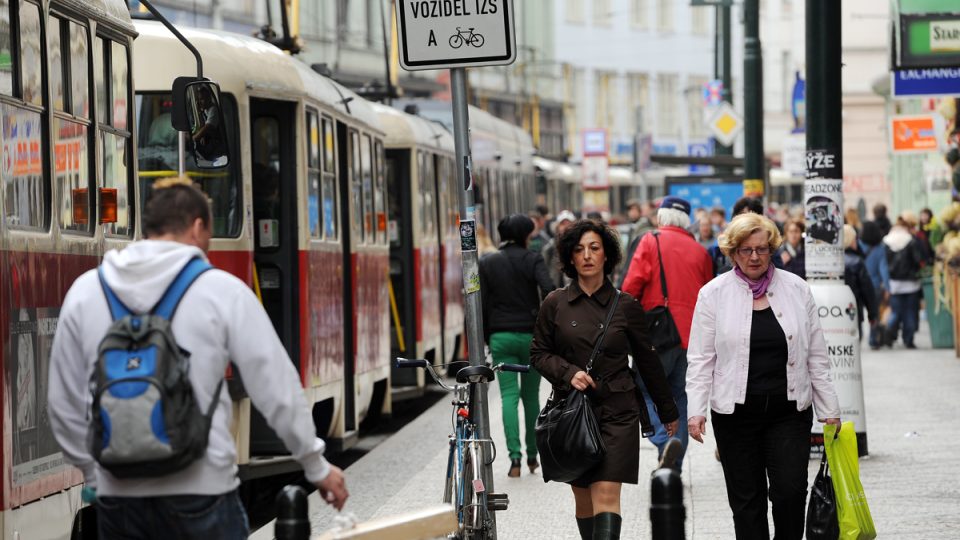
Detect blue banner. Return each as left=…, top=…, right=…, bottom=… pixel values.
left=892, top=68, right=960, bottom=97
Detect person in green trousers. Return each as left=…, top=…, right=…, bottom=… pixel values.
left=479, top=214, right=556, bottom=477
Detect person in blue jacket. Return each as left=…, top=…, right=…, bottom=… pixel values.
left=859, top=220, right=890, bottom=349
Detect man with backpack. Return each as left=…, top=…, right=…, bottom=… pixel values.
left=49, top=178, right=347, bottom=539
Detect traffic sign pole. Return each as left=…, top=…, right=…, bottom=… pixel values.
left=743, top=0, right=765, bottom=198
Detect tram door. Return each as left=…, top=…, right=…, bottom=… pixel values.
left=249, top=98, right=301, bottom=455
left=386, top=149, right=416, bottom=388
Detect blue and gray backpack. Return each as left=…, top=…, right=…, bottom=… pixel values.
left=91, top=257, right=223, bottom=478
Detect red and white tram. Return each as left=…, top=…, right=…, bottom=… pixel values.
left=132, top=20, right=391, bottom=465
left=0, top=0, right=137, bottom=536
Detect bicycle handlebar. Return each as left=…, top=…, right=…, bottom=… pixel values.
left=498, top=364, right=530, bottom=374
left=395, top=358, right=429, bottom=369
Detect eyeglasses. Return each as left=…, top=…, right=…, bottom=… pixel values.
left=736, top=246, right=772, bottom=257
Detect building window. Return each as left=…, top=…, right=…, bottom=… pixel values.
left=593, top=0, right=612, bottom=26
left=631, top=0, right=649, bottom=29
left=627, top=73, right=650, bottom=134
left=565, top=0, right=584, bottom=23
left=657, top=0, right=673, bottom=32
left=692, top=6, right=710, bottom=36
left=686, top=76, right=709, bottom=138
left=594, top=71, right=619, bottom=135
left=656, top=74, right=679, bottom=137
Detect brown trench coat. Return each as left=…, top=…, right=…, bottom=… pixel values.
left=530, top=280, right=678, bottom=486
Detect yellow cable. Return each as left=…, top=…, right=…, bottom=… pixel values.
left=387, top=267, right=406, bottom=353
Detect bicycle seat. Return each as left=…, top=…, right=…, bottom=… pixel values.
left=456, top=365, right=495, bottom=384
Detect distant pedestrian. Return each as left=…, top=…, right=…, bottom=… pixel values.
left=528, top=210, right=551, bottom=255
left=845, top=207, right=862, bottom=234
left=531, top=219, right=678, bottom=540
left=709, top=197, right=782, bottom=275
left=873, top=203, right=892, bottom=236
left=48, top=178, right=348, bottom=540
left=542, top=210, right=576, bottom=289
left=779, top=218, right=806, bottom=279
left=693, top=218, right=717, bottom=249
left=883, top=214, right=926, bottom=349
left=860, top=221, right=890, bottom=349
left=844, top=225, right=878, bottom=341
left=687, top=212, right=841, bottom=540
left=479, top=214, right=556, bottom=477
left=622, top=196, right=713, bottom=472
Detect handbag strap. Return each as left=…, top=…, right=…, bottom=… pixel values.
left=653, top=232, right=669, bottom=306
left=586, top=289, right=622, bottom=372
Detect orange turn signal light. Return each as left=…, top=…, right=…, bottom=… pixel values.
left=99, top=188, right=118, bottom=224
left=72, top=188, right=89, bottom=224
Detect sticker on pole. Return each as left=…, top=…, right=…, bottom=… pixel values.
left=396, top=0, right=516, bottom=71
left=804, top=179, right=844, bottom=276
left=460, top=219, right=477, bottom=252
left=804, top=149, right=840, bottom=179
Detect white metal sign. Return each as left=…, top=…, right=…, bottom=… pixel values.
left=582, top=156, right=609, bottom=189
left=706, top=102, right=743, bottom=147
left=396, top=0, right=516, bottom=71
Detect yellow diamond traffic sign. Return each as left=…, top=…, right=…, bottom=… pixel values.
left=707, top=102, right=743, bottom=146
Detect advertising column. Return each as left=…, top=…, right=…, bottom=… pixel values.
left=806, top=0, right=868, bottom=457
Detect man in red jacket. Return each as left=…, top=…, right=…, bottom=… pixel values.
left=622, top=196, right=713, bottom=471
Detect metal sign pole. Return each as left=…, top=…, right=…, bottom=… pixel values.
left=450, top=67, right=497, bottom=537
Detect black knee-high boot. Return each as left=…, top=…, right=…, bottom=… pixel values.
left=576, top=517, right=593, bottom=540
left=592, top=512, right=622, bottom=540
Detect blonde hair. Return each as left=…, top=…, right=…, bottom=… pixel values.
left=718, top=213, right=783, bottom=257
left=843, top=224, right=858, bottom=250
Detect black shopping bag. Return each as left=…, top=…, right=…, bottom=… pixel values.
left=806, top=453, right=839, bottom=540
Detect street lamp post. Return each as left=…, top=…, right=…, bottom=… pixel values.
left=743, top=0, right=765, bottom=197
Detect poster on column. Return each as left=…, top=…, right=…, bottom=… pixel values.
left=804, top=179, right=844, bottom=276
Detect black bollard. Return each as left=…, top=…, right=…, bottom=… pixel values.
left=275, top=485, right=310, bottom=540
left=650, top=468, right=685, bottom=540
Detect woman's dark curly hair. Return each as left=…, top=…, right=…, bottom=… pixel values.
left=557, top=219, right=622, bottom=279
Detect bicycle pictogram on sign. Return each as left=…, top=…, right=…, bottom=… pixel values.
left=449, top=27, right=485, bottom=49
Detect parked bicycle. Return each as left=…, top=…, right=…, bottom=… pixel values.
left=395, top=358, right=528, bottom=540
left=449, top=27, right=485, bottom=49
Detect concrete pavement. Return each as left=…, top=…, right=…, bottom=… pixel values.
left=254, top=324, right=960, bottom=539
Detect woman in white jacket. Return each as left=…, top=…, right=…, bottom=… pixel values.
left=686, top=213, right=841, bottom=540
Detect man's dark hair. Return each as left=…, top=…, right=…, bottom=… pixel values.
left=873, top=203, right=887, bottom=219
left=143, top=179, right=211, bottom=238
left=732, top=197, right=763, bottom=216
left=497, top=214, right=534, bottom=246
left=557, top=219, right=622, bottom=279
left=860, top=220, right=883, bottom=247
left=536, top=204, right=549, bottom=218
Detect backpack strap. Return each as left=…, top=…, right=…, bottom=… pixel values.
left=152, top=258, right=213, bottom=319
left=98, top=268, right=136, bottom=321
left=652, top=232, right=669, bottom=307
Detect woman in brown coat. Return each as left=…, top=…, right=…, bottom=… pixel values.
left=531, top=219, right=679, bottom=540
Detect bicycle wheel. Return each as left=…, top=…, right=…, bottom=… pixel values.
left=461, top=442, right=490, bottom=539
left=449, top=34, right=464, bottom=49
left=443, top=437, right=456, bottom=505
left=469, top=34, right=484, bottom=48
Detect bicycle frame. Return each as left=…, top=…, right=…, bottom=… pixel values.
left=396, top=358, right=525, bottom=540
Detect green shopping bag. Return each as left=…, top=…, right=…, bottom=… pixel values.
left=823, top=422, right=876, bottom=540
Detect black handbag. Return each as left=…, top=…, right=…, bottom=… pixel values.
left=535, top=291, right=620, bottom=483
left=806, top=452, right=840, bottom=540
left=645, top=232, right=682, bottom=352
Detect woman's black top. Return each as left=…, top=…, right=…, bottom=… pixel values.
left=746, top=307, right=788, bottom=395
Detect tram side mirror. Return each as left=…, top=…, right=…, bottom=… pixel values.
left=172, top=77, right=230, bottom=169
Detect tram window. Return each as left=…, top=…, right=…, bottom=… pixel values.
left=49, top=17, right=64, bottom=111
left=136, top=93, right=241, bottom=237
left=374, top=140, right=385, bottom=245
left=0, top=0, right=12, bottom=96
left=306, top=109, right=321, bottom=239
left=350, top=130, right=362, bottom=242
left=361, top=134, right=374, bottom=242
left=70, top=23, right=89, bottom=119
left=19, top=0, right=42, bottom=106
left=1, top=103, right=45, bottom=230
left=101, top=132, right=130, bottom=236
left=111, top=41, right=128, bottom=131
left=94, top=37, right=106, bottom=122
left=321, top=115, right=337, bottom=239
left=417, top=151, right=426, bottom=237
left=55, top=118, right=90, bottom=233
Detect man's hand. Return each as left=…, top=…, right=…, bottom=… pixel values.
left=664, top=419, right=679, bottom=438
left=569, top=371, right=597, bottom=392
left=315, top=465, right=349, bottom=511
left=688, top=415, right=707, bottom=443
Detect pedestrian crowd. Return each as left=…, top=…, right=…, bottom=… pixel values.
left=480, top=196, right=932, bottom=539
left=47, top=176, right=926, bottom=540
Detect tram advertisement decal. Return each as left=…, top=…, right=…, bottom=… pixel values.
left=803, top=178, right=843, bottom=276
left=7, top=308, right=66, bottom=487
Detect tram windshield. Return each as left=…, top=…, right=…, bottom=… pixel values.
left=136, top=92, right=241, bottom=237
